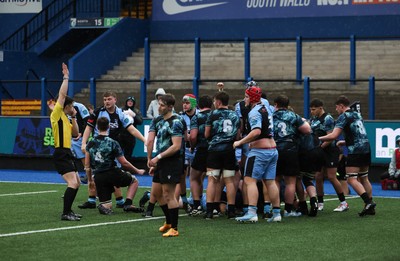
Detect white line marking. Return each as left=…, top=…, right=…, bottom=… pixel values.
left=0, top=214, right=187, bottom=238
left=0, top=181, right=64, bottom=185
left=0, top=190, right=58, bottom=197
left=0, top=195, right=398, bottom=238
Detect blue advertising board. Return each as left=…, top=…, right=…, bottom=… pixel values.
left=153, top=0, right=400, bottom=21
left=0, top=117, right=398, bottom=165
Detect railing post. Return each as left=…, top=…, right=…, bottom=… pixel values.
left=368, top=76, right=375, bottom=120
left=140, top=77, right=147, bottom=116
left=41, top=77, right=47, bottom=116
left=296, top=36, right=302, bottom=85
left=244, top=37, right=250, bottom=81
left=144, top=38, right=150, bottom=80
left=350, top=35, right=356, bottom=85
left=193, top=77, right=199, bottom=99
left=90, top=77, right=96, bottom=107
left=303, top=76, right=310, bottom=119
left=195, top=37, right=201, bottom=80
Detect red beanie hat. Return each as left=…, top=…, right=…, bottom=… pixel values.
left=245, top=86, right=262, bottom=104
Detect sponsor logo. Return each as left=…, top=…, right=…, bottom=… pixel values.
left=163, top=0, right=227, bottom=15
left=375, top=128, right=400, bottom=158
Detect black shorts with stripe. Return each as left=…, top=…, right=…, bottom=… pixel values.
left=53, top=148, right=77, bottom=175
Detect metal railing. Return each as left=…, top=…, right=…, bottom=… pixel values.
left=2, top=77, right=400, bottom=120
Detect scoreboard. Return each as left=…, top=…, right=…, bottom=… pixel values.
left=70, top=17, right=121, bottom=28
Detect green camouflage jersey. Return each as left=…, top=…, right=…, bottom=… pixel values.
left=309, top=112, right=336, bottom=148
left=273, top=109, right=305, bottom=151
left=190, top=109, right=211, bottom=149
left=206, top=108, right=240, bottom=151
left=86, top=135, right=123, bottom=173
left=335, top=109, right=370, bottom=154
left=149, top=114, right=184, bottom=157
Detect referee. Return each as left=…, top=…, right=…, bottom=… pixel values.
left=50, top=63, right=82, bottom=221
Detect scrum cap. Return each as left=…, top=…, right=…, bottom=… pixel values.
left=182, top=94, right=197, bottom=110
left=245, top=86, right=262, bottom=104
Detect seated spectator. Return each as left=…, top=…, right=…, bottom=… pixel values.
left=381, top=137, right=400, bottom=181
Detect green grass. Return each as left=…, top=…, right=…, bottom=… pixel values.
left=1, top=182, right=399, bottom=261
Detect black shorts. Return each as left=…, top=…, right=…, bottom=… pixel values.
left=346, top=153, right=371, bottom=167
left=276, top=149, right=299, bottom=177
left=191, top=147, right=208, bottom=172
left=207, top=149, right=236, bottom=171
left=299, top=147, right=323, bottom=173
left=152, top=156, right=183, bottom=184
left=322, top=146, right=340, bottom=168
left=337, top=156, right=347, bottom=180
left=53, top=148, right=77, bottom=175
left=94, top=168, right=133, bottom=202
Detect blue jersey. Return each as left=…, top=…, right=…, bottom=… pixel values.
left=206, top=108, right=240, bottom=151
left=149, top=114, right=184, bottom=156
left=180, top=110, right=198, bottom=150
left=190, top=109, right=211, bottom=149
left=86, top=135, right=123, bottom=173
left=180, top=109, right=199, bottom=134
left=73, top=102, right=90, bottom=134
left=248, top=103, right=273, bottom=139
left=335, top=110, right=370, bottom=154
left=87, top=106, right=133, bottom=140
left=235, top=97, right=273, bottom=136
left=273, top=109, right=305, bottom=150
left=235, top=100, right=251, bottom=135
left=260, top=97, right=275, bottom=117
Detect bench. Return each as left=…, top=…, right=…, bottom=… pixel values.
left=1, top=99, right=42, bottom=116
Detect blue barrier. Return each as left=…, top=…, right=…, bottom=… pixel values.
left=0, top=116, right=398, bottom=165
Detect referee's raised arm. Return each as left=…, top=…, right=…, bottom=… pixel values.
left=57, top=62, right=70, bottom=108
